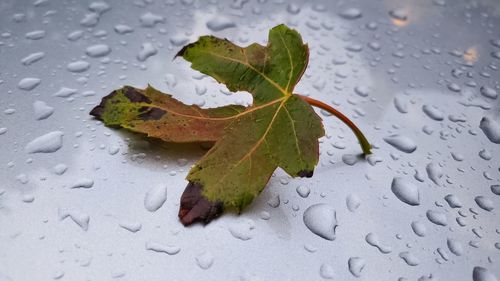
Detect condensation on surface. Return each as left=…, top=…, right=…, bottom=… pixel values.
left=0, top=0, right=499, bottom=280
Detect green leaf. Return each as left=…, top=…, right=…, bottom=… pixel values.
left=90, top=85, right=245, bottom=142
left=176, top=24, right=308, bottom=105
left=177, top=24, right=324, bottom=225
left=91, top=24, right=371, bottom=226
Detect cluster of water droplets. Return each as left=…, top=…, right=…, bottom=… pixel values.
left=0, top=0, right=499, bottom=280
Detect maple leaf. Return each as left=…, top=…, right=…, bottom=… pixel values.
left=90, top=85, right=245, bottom=142
left=90, top=24, right=371, bottom=226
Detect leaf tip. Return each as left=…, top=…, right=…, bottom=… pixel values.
left=179, top=181, right=223, bottom=226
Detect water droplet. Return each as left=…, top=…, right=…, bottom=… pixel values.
left=267, top=194, right=280, bottom=208
left=473, top=267, right=498, bottom=281
left=296, top=185, right=310, bottom=198
left=206, top=17, right=236, bottom=31
left=286, top=3, right=301, bottom=15
left=342, top=154, right=360, bottom=166
left=399, top=251, right=420, bottom=266
left=85, top=44, right=111, bottom=58
left=89, top=1, right=111, bottom=14
left=346, top=194, right=361, bottom=212
left=354, top=86, right=369, bottom=97
left=169, top=34, right=189, bottom=46
left=80, top=13, right=99, bottom=27
left=18, top=77, right=41, bottom=91
left=426, top=210, right=447, bottom=226
left=348, top=257, right=365, bottom=277
left=21, top=52, right=45, bottom=66
left=411, top=221, right=426, bottom=237
left=25, top=30, right=46, bottom=40
left=144, top=185, right=167, bottom=212
left=108, top=145, right=120, bottom=155
left=319, top=263, right=334, bottom=279
left=26, top=131, right=64, bottom=153
left=67, top=30, right=84, bottom=41
left=422, top=105, right=444, bottom=121
left=384, top=135, right=417, bottom=153
left=491, top=185, right=500, bottom=195
left=444, top=194, right=462, bottom=208
left=446, top=238, right=464, bottom=256
left=67, top=60, right=90, bottom=73
left=118, top=220, right=142, bottom=233
left=58, top=208, right=90, bottom=231
left=338, top=8, right=362, bottom=20
left=70, top=178, right=94, bottom=189
left=303, top=204, right=337, bottom=240
left=365, top=233, right=392, bottom=254
left=53, top=87, right=77, bottom=97
left=33, top=100, right=54, bottom=120
left=114, top=24, right=134, bottom=34
left=391, top=177, right=420, bottom=206
left=145, top=241, right=180, bottom=255
left=480, top=86, right=498, bottom=99
left=53, top=163, right=68, bottom=175
left=474, top=196, right=494, bottom=211
left=388, top=9, right=408, bottom=21
left=137, top=42, right=157, bottom=62
left=426, top=163, right=443, bottom=186
left=478, top=149, right=492, bottom=160
left=229, top=218, right=255, bottom=240
left=195, top=251, right=214, bottom=270
left=479, top=116, right=500, bottom=144
left=140, top=12, right=165, bottom=27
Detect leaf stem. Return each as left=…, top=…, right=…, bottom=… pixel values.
left=297, top=94, right=372, bottom=155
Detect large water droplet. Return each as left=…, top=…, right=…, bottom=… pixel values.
left=144, top=185, right=167, bottom=212
left=474, top=196, right=494, bottom=211
left=67, top=60, right=90, bottom=73
left=303, top=204, right=337, bottom=240
left=479, top=116, right=500, bottom=144
left=137, top=42, right=157, bottom=62
left=391, top=177, right=420, bottom=206
left=473, top=267, right=498, bottom=281
left=85, top=44, right=111, bottom=58
left=446, top=238, right=464, bottom=256
left=206, top=17, right=236, bottom=31
left=25, top=131, right=64, bottom=153
left=33, top=100, right=54, bottom=120
left=365, top=233, right=392, bottom=254
left=384, top=135, right=417, bottom=153
left=426, top=210, right=447, bottom=226
left=399, top=251, right=420, bottom=266
left=338, top=8, right=362, bottom=20
left=18, top=77, right=41, bottom=91
left=348, top=257, right=365, bottom=277
left=195, top=251, right=214, bottom=270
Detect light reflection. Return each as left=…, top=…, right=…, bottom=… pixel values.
left=391, top=18, right=409, bottom=27
left=463, top=47, right=479, bottom=64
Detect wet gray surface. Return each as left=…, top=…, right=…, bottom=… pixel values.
left=1, top=0, right=499, bottom=280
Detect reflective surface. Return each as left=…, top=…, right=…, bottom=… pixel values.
left=1, top=0, right=499, bottom=280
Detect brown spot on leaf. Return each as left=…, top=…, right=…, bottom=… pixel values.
left=178, top=182, right=223, bottom=226
left=298, top=170, right=314, bottom=178
left=89, top=90, right=119, bottom=120
left=124, top=87, right=151, bottom=103
left=138, top=107, right=166, bottom=120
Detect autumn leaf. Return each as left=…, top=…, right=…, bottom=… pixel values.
left=91, top=24, right=371, bottom=226
left=90, top=85, right=245, bottom=142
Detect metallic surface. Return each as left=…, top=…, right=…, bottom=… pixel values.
left=0, top=0, right=499, bottom=280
